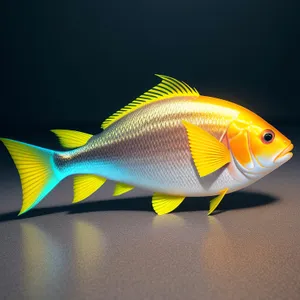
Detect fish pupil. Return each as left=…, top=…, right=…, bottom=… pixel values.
left=264, top=132, right=273, bottom=142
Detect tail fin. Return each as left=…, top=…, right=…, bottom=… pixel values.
left=0, top=138, right=63, bottom=215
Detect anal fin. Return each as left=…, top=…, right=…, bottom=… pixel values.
left=51, top=129, right=93, bottom=149
left=208, top=188, right=228, bottom=215
left=113, top=182, right=135, bottom=196
left=152, top=193, right=185, bottom=215
left=73, top=175, right=106, bottom=203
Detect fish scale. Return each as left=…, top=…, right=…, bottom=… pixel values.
left=55, top=98, right=240, bottom=196
left=0, top=74, right=293, bottom=216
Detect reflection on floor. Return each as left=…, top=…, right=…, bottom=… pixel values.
left=0, top=125, right=299, bottom=300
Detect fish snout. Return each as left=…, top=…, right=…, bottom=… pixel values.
left=274, top=143, right=294, bottom=163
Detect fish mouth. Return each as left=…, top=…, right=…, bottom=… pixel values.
left=274, top=143, right=294, bottom=163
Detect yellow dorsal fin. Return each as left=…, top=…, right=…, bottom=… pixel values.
left=101, top=74, right=200, bottom=129
left=51, top=129, right=93, bottom=149
left=182, top=121, right=231, bottom=177
left=73, top=175, right=106, bottom=203
left=113, top=182, right=135, bottom=196
left=152, top=193, right=185, bottom=215
left=208, top=188, right=228, bottom=215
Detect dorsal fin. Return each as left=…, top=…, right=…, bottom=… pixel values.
left=51, top=129, right=93, bottom=149
left=101, top=74, right=200, bottom=129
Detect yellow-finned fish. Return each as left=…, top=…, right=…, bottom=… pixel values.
left=0, top=75, right=294, bottom=216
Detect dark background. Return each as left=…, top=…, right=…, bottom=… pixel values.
left=1, top=2, right=300, bottom=300
left=1, top=0, right=300, bottom=132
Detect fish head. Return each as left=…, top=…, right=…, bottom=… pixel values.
left=227, top=109, right=293, bottom=175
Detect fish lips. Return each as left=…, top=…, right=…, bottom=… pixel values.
left=274, top=143, right=294, bottom=164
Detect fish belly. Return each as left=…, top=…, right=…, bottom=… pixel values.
left=61, top=98, right=245, bottom=196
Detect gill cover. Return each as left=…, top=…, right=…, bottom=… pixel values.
left=227, top=120, right=254, bottom=169
left=228, top=113, right=293, bottom=170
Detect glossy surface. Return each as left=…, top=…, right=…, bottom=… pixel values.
left=0, top=125, right=299, bottom=300
left=1, top=76, right=293, bottom=217
left=56, top=97, right=240, bottom=196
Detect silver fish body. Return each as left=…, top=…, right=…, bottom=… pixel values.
left=2, top=74, right=293, bottom=216
left=55, top=97, right=249, bottom=196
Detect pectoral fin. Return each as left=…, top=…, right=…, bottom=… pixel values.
left=208, top=188, right=228, bottom=215
left=152, top=193, right=185, bottom=215
left=182, top=121, right=231, bottom=177
left=113, top=182, right=135, bottom=196
left=73, top=175, right=107, bottom=203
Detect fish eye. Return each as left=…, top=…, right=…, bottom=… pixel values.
left=261, top=129, right=275, bottom=144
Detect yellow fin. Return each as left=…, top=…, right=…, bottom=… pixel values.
left=152, top=193, right=185, bottom=215
left=73, top=175, right=106, bottom=203
left=113, top=182, right=135, bottom=196
left=101, top=74, right=199, bottom=129
left=51, top=129, right=93, bottom=149
left=0, top=138, right=61, bottom=215
left=182, top=121, right=231, bottom=177
left=208, top=188, right=228, bottom=215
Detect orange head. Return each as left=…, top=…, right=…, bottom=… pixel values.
left=227, top=108, right=293, bottom=176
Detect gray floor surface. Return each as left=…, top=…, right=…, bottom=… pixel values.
left=0, top=125, right=299, bottom=300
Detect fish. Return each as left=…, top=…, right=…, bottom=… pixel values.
left=0, top=74, right=294, bottom=216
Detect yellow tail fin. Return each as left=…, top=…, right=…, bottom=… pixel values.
left=0, top=138, right=62, bottom=215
